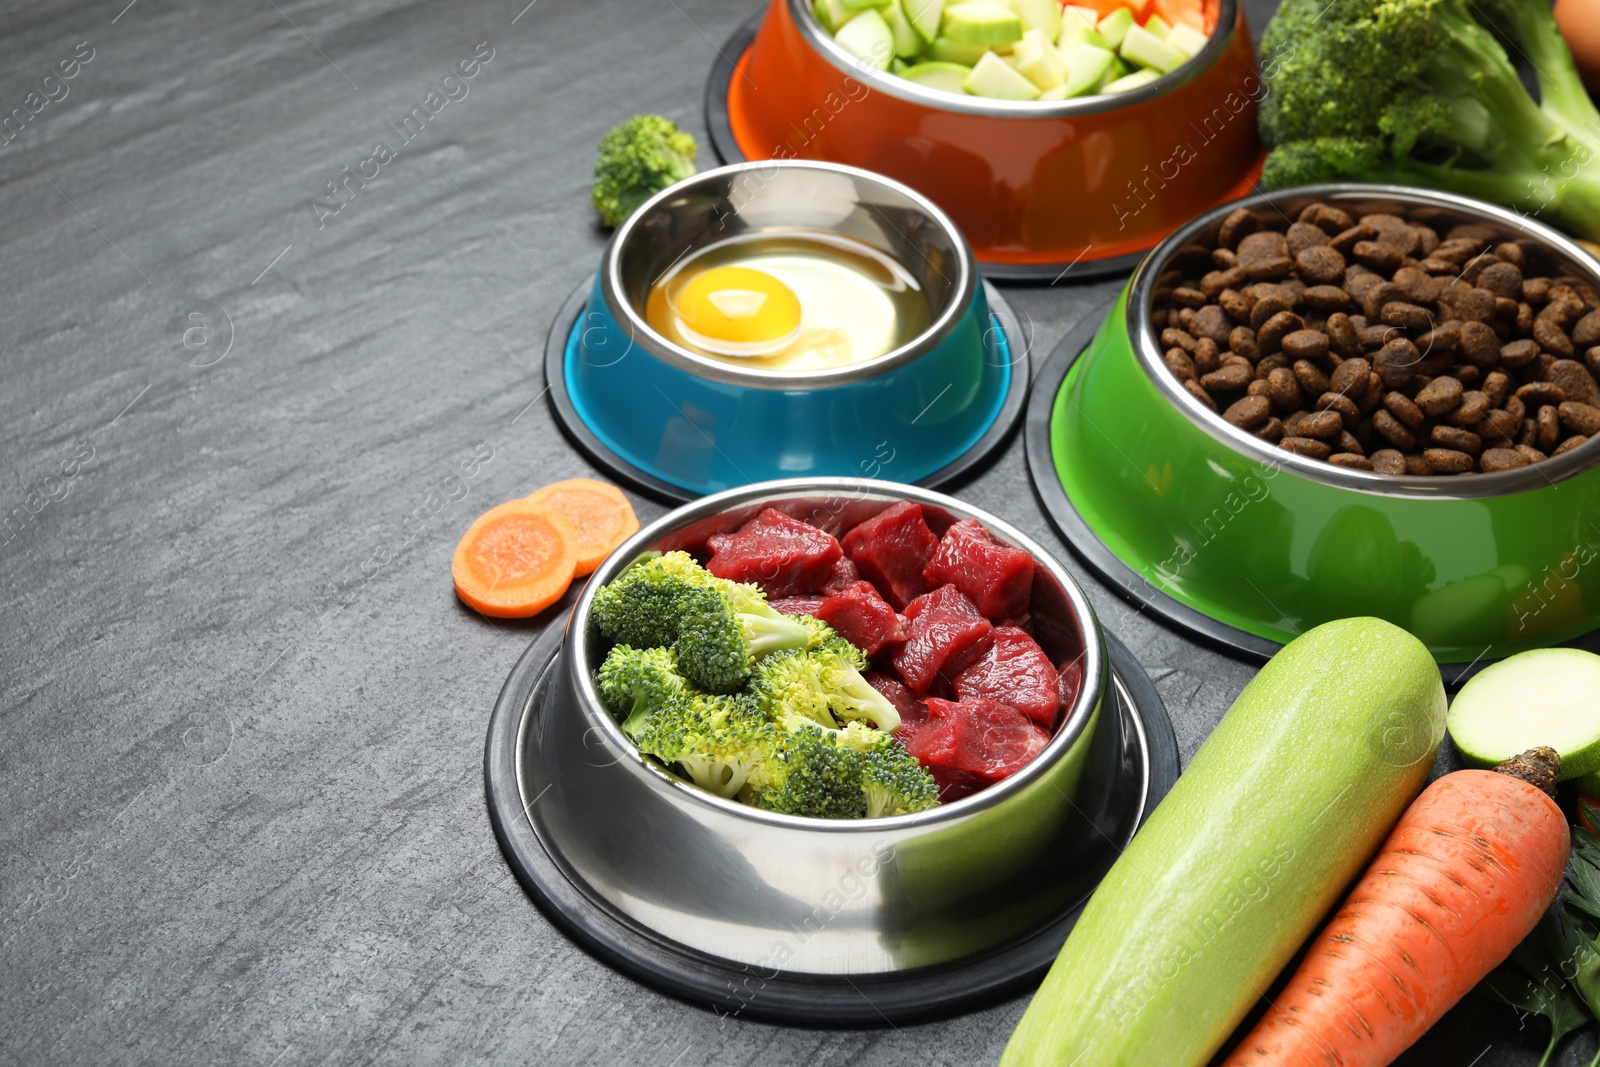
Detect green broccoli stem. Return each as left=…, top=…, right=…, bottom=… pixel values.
left=1473, top=0, right=1600, bottom=138
left=1384, top=150, right=1600, bottom=240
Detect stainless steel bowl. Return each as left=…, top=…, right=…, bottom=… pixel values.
left=527, top=478, right=1107, bottom=975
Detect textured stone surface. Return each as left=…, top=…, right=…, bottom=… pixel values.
left=0, top=0, right=1581, bottom=1063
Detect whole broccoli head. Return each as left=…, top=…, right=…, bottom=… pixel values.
left=1258, top=0, right=1600, bottom=239
left=744, top=726, right=869, bottom=820
left=633, top=692, right=777, bottom=799
left=596, top=644, right=691, bottom=738
left=591, top=115, right=698, bottom=229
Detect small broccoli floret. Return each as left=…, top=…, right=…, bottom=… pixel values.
left=1258, top=0, right=1600, bottom=239
left=595, top=644, right=691, bottom=738
left=591, top=552, right=697, bottom=649
left=744, top=726, right=868, bottom=819
left=809, top=640, right=900, bottom=733
left=633, top=692, right=778, bottom=799
left=749, top=649, right=836, bottom=730
left=673, top=584, right=813, bottom=694
left=858, top=738, right=940, bottom=818
left=591, top=115, right=698, bottom=228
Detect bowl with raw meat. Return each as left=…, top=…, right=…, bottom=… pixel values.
left=524, top=478, right=1106, bottom=975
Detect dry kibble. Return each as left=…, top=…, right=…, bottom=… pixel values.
left=1151, top=200, right=1587, bottom=476
left=1279, top=436, right=1333, bottom=459
left=1480, top=447, right=1529, bottom=472
left=1370, top=448, right=1407, bottom=473
left=1424, top=448, right=1475, bottom=473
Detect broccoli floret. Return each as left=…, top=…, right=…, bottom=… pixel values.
left=591, top=552, right=697, bottom=649
left=673, top=583, right=813, bottom=695
left=595, top=644, right=691, bottom=738
left=633, top=692, right=777, bottom=799
left=743, top=726, right=868, bottom=819
left=858, top=737, right=940, bottom=818
left=746, top=642, right=901, bottom=733
left=1258, top=0, right=1600, bottom=240
left=591, top=115, right=698, bottom=228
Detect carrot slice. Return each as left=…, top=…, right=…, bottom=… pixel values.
left=452, top=501, right=578, bottom=618
left=525, top=478, right=639, bottom=576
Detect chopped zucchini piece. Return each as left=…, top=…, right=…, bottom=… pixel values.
left=1166, top=22, right=1210, bottom=56
left=1002, top=0, right=1061, bottom=42
left=1095, top=7, right=1135, bottom=48
left=928, top=35, right=989, bottom=63
left=1012, top=27, right=1067, bottom=87
left=963, top=49, right=1043, bottom=98
left=902, top=0, right=945, bottom=41
left=1102, top=68, right=1161, bottom=91
left=1059, top=41, right=1115, bottom=96
left=1120, top=23, right=1187, bottom=71
left=836, top=9, right=897, bottom=68
left=900, top=59, right=973, bottom=92
left=885, top=0, right=925, bottom=55
left=941, top=0, right=1023, bottom=45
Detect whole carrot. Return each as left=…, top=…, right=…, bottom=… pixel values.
left=1222, top=748, right=1570, bottom=1067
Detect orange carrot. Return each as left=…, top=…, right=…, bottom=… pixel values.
left=453, top=501, right=578, bottom=618
left=526, top=478, right=638, bottom=575
left=1222, top=760, right=1569, bottom=1067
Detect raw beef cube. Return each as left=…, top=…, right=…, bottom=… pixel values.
left=820, top=556, right=861, bottom=595
left=865, top=671, right=926, bottom=727
left=815, top=581, right=905, bottom=659
left=928, top=765, right=989, bottom=803
left=770, top=595, right=825, bottom=617
left=841, top=501, right=939, bottom=609
left=706, top=508, right=842, bottom=599
left=893, top=585, right=994, bottom=691
left=922, top=519, right=1035, bottom=622
left=952, top=627, right=1062, bottom=729
left=913, top=697, right=1050, bottom=782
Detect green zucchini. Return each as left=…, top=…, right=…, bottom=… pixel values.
left=1002, top=617, right=1447, bottom=1067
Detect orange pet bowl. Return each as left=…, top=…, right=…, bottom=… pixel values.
left=706, top=0, right=1266, bottom=281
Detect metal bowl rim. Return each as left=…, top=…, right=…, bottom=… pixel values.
left=786, top=0, right=1242, bottom=117
left=1126, top=182, right=1600, bottom=500
left=563, top=476, right=1107, bottom=831
left=600, top=160, right=977, bottom=391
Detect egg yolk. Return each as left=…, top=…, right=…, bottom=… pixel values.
left=673, top=266, right=803, bottom=356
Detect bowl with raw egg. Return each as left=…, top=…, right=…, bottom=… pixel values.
left=703, top=0, right=1266, bottom=281
left=545, top=160, right=1028, bottom=500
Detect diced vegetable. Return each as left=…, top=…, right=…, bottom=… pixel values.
left=1001, top=618, right=1448, bottom=1066
left=1221, top=751, right=1569, bottom=1066
left=1143, top=13, right=1171, bottom=37
left=1119, top=23, right=1187, bottom=70
left=902, top=0, right=945, bottom=40
left=1101, top=68, right=1160, bottom=91
left=1059, top=42, right=1116, bottom=96
left=900, top=59, right=972, bottom=91
left=834, top=8, right=896, bottom=68
left=965, top=49, right=1043, bottom=96
left=1060, top=4, right=1103, bottom=29
left=1166, top=20, right=1208, bottom=55
left=940, top=0, right=1023, bottom=45
left=1447, top=648, right=1600, bottom=779
left=1095, top=7, right=1135, bottom=47
left=842, top=0, right=892, bottom=9
left=814, top=0, right=851, bottom=32
left=928, top=35, right=989, bottom=64
left=1002, top=0, right=1061, bottom=41
left=1058, top=23, right=1113, bottom=52
left=884, top=0, right=924, bottom=56
left=1011, top=28, right=1068, bottom=88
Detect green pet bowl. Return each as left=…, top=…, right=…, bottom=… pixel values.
left=1038, top=184, right=1600, bottom=672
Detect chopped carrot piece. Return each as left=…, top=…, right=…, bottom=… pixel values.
left=525, top=478, right=639, bottom=575
left=452, top=501, right=578, bottom=618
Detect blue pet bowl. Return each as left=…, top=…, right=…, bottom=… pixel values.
left=550, top=161, right=1025, bottom=499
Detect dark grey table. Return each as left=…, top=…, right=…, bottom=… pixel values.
left=0, top=0, right=1585, bottom=1063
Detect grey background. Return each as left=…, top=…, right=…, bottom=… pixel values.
left=0, top=0, right=1581, bottom=1063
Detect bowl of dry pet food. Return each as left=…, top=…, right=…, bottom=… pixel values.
left=1043, top=184, right=1600, bottom=666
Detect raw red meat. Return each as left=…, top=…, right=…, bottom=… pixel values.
left=815, top=581, right=905, bottom=659
left=952, top=627, right=1062, bottom=729
left=922, top=519, right=1035, bottom=622
left=820, top=556, right=861, bottom=595
left=841, top=502, right=939, bottom=609
left=928, top=765, right=989, bottom=803
left=770, top=595, right=825, bottom=617
left=893, top=585, right=994, bottom=691
left=865, top=671, right=926, bottom=727
left=706, top=508, right=842, bottom=599
left=909, top=697, right=1050, bottom=783
left=1057, top=658, right=1084, bottom=713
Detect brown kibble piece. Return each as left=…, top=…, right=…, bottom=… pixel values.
left=1265, top=367, right=1303, bottom=411
left=1161, top=328, right=1197, bottom=352
left=1201, top=364, right=1253, bottom=392
left=1517, top=444, right=1549, bottom=464
left=1516, top=382, right=1566, bottom=407
left=1405, top=453, right=1433, bottom=475
left=1297, top=410, right=1344, bottom=439
left=1183, top=378, right=1218, bottom=411
left=1298, top=202, right=1354, bottom=235
left=1223, top=395, right=1273, bottom=429
left=1255, top=417, right=1285, bottom=443
left=1574, top=310, right=1600, bottom=348
left=1482, top=370, right=1512, bottom=408
left=1303, top=285, right=1350, bottom=311
left=1192, top=306, right=1232, bottom=344
left=1450, top=287, right=1497, bottom=323
left=1236, top=231, right=1289, bottom=264
left=1219, top=289, right=1254, bottom=323
left=1370, top=449, right=1406, bottom=473
left=1499, top=339, right=1540, bottom=369
left=1424, top=448, right=1475, bottom=473
left=1534, top=316, right=1575, bottom=358
left=1430, top=424, right=1482, bottom=455
left=1413, top=377, right=1461, bottom=417
left=1537, top=404, right=1561, bottom=451
left=1326, top=313, right=1361, bottom=358
left=1353, top=241, right=1404, bottom=272
left=1315, top=391, right=1361, bottom=430
left=1280, top=329, right=1330, bottom=362
left=1164, top=349, right=1196, bottom=382
left=1549, top=360, right=1600, bottom=406
left=1372, top=409, right=1416, bottom=449
left=1479, top=407, right=1520, bottom=441
left=1218, top=207, right=1258, bottom=249
left=1286, top=222, right=1331, bottom=256
left=1384, top=391, right=1425, bottom=428
left=1330, top=357, right=1372, bottom=398
left=1329, top=452, right=1374, bottom=469
left=1457, top=321, right=1501, bottom=367
left=1279, top=436, right=1333, bottom=459
left=1480, top=447, right=1529, bottom=472
left=1381, top=302, right=1433, bottom=332
left=1560, top=401, right=1600, bottom=436
left=1258, top=311, right=1304, bottom=354
left=1374, top=338, right=1421, bottom=389
left=1555, top=435, right=1589, bottom=455
left=1451, top=391, right=1491, bottom=427
left=1295, top=245, right=1347, bottom=286
left=1293, top=360, right=1330, bottom=396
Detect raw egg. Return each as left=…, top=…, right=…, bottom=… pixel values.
left=644, top=230, right=928, bottom=373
